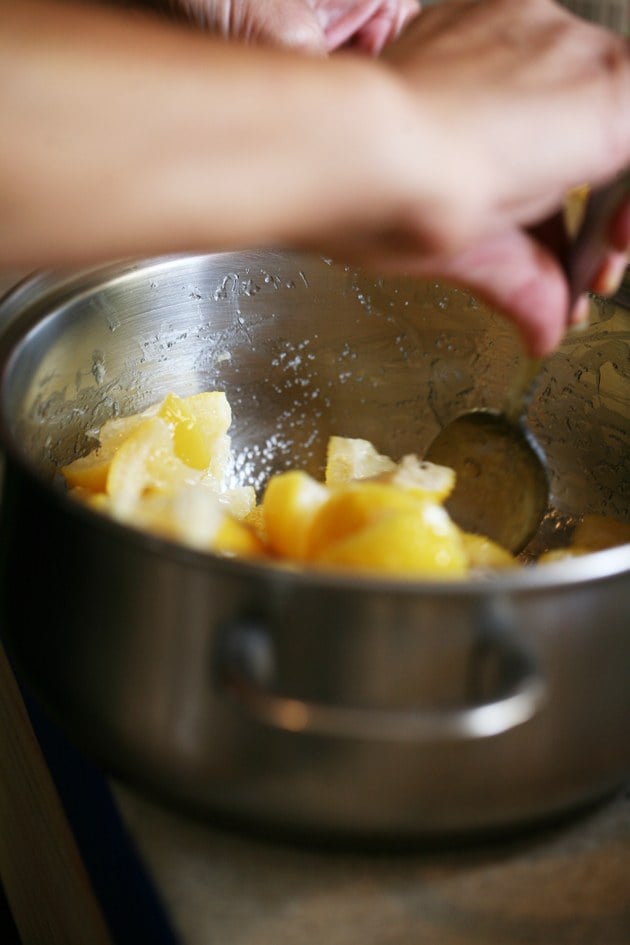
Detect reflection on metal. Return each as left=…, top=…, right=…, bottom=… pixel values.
left=217, top=619, right=546, bottom=742
left=0, top=252, right=628, bottom=839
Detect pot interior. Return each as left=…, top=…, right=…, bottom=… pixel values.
left=1, top=252, right=629, bottom=554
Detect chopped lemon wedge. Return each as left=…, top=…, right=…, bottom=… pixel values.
left=62, top=392, right=248, bottom=557
left=307, top=481, right=424, bottom=559
left=61, top=408, right=157, bottom=492
left=262, top=470, right=329, bottom=559
left=101, top=485, right=262, bottom=556
left=374, top=454, right=456, bottom=503
left=460, top=532, right=516, bottom=570
left=106, top=416, right=201, bottom=512
left=571, top=514, right=630, bottom=552
left=315, top=499, right=467, bottom=578
left=63, top=391, right=625, bottom=578
left=158, top=391, right=231, bottom=475
left=325, top=436, right=396, bottom=485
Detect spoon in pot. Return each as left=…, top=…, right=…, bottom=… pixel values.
left=425, top=173, right=629, bottom=554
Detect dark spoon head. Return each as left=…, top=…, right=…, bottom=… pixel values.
left=425, top=410, right=549, bottom=554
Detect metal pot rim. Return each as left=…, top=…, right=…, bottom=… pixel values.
left=1, top=257, right=628, bottom=597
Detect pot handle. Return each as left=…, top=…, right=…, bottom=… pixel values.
left=215, top=620, right=546, bottom=742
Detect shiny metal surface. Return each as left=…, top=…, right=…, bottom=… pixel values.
left=425, top=407, right=549, bottom=553
left=0, top=251, right=628, bottom=841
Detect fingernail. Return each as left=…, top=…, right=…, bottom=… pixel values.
left=593, top=252, right=629, bottom=297
left=569, top=294, right=590, bottom=329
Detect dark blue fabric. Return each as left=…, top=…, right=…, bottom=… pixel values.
left=14, top=672, right=180, bottom=945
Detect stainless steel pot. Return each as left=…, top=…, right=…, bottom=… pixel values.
left=0, top=252, right=628, bottom=842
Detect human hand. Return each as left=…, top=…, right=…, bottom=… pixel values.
left=3, top=0, right=628, bottom=364
left=167, top=0, right=420, bottom=53
left=369, top=0, right=630, bottom=354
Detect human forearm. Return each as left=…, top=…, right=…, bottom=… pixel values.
left=0, top=2, right=418, bottom=266
left=1, top=0, right=629, bottom=358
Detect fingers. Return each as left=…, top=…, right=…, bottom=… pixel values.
left=531, top=183, right=630, bottom=321
left=591, top=250, right=629, bottom=296
left=319, top=1, right=420, bottom=54
left=568, top=182, right=630, bottom=301
left=350, top=1, right=420, bottom=54
left=527, top=209, right=589, bottom=328
left=171, top=1, right=420, bottom=54
left=381, top=194, right=629, bottom=353
left=416, top=229, right=571, bottom=357
left=171, top=0, right=328, bottom=51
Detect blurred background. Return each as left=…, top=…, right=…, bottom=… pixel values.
left=424, top=0, right=628, bottom=34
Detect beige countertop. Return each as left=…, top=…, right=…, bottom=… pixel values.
left=113, top=781, right=630, bottom=945
left=3, top=627, right=629, bottom=945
